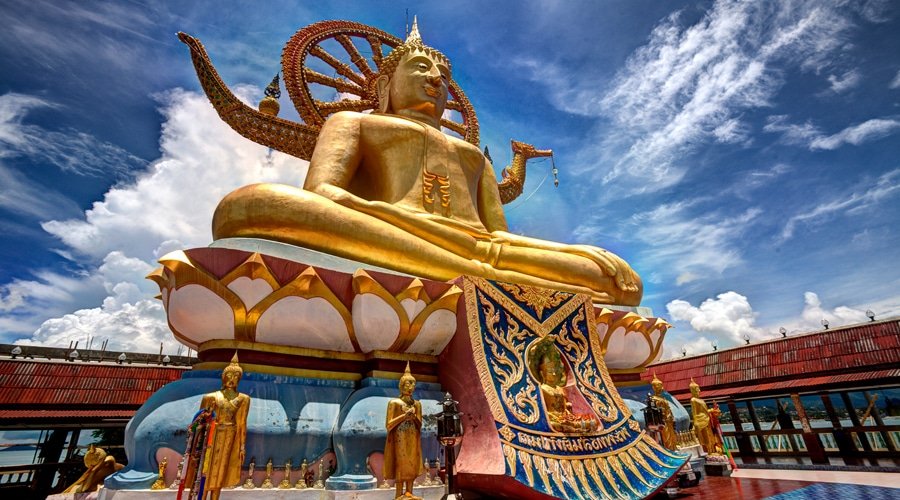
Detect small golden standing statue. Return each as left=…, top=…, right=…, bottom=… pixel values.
left=313, top=459, right=326, bottom=489
left=242, top=458, right=256, bottom=489
left=384, top=363, right=425, bottom=500
left=295, top=458, right=308, bottom=489
left=150, top=456, right=168, bottom=490
left=431, top=458, right=442, bottom=484
left=709, top=402, right=726, bottom=454
left=529, top=337, right=599, bottom=433
left=261, top=458, right=274, bottom=488
left=62, top=444, right=124, bottom=493
left=186, top=353, right=251, bottom=499
left=169, top=457, right=184, bottom=489
left=689, top=379, right=718, bottom=454
left=649, top=374, right=678, bottom=450
left=279, top=459, right=292, bottom=489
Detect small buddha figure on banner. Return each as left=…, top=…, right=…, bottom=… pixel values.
left=383, top=363, right=425, bottom=500
left=689, top=379, right=717, bottom=455
left=649, top=374, right=677, bottom=450
left=184, top=352, right=251, bottom=500
left=529, top=336, right=599, bottom=433
left=62, top=444, right=124, bottom=493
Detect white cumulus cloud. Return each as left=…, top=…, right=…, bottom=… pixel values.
left=667, top=291, right=762, bottom=351
left=663, top=290, right=895, bottom=357
left=4, top=87, right=309, bottom=352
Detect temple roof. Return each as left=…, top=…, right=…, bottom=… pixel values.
left=0, top=355, right=187, bottom=426
left=644, top=318, right=900, bottom=401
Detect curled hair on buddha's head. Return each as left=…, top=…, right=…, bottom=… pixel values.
left=376, top=17, right=451, bottom=113
left=222, top=351, right=243, bottom=380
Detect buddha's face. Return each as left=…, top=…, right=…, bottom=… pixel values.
left=222, top=369, right=241, bottom=390
left=539, top=358, right=564, bottom=386
left=652, top=381, right=663, bottom=395
left=387, top=49, right=450, bottom=120
left=691, top=385, right=700, bottom=397
left=400, top=377, right=416, bottom=396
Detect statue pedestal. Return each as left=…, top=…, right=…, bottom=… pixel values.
left=97, top=485, right=446, bottom=499
left=107, top=244, right=683, bottom=499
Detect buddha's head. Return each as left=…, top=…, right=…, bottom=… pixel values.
left=539, top=354, right=564, bottom=387
left=689, top=378, right=700, bottom=397
left=529, top=335, right=566, bottom=387
left=376, top=18, right=450, bottom=127
left=399, top=362, right=416, bottom=397
left=83, top=444, right=108, bottom=468
left=222, top=351, right=243, bottom=390
left=651, top=373, right=664, bottom=395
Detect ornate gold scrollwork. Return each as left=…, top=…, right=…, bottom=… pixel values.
left=557, top=309, right=618, bottom=423
left=499, top=283, right=568, bottom=319
left=478, top=294, right=539, bottom=424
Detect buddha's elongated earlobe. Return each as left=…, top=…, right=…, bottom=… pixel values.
left=376, top=75, right=390, bottom=113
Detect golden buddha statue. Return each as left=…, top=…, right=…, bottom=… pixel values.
left=689, top=379, right=717, bottom=455
left=649, top=374, right=677, bottom=450
left=62, top=444, right=124, bottom=493
left=202, top=20, right=642, bottom=306
left=383, top=363, right=425, bottom=500
left=530, top=337, right=599, bottom=433
left=192, top=353, right=251, bottom=499
left=709, top=402, right=726, bottom=454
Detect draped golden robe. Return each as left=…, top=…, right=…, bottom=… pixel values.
left=691, top=396, right=716, bottom=454
left=383, top=396, right=424, bottom=481
left=200, top=390, right=250, bottom=489
left=651, top=394, right=677, bottom=450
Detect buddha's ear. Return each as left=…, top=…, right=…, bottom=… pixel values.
left=376, top=75, right=390, bottom=113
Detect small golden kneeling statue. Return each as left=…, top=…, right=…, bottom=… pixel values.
left=62, top=444, right=124, bottom=493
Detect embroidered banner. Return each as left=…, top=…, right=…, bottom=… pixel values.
left=462, top=277, right=686, bottom=499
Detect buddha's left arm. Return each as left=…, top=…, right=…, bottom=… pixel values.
left=478, top=159, right=509, bottom=233
left=237, top=396, right=250, bottom=457
left=414, top=401, right=423, bottom=427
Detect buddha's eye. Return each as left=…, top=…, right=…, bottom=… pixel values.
left=417, top=62, right=428, bottom=71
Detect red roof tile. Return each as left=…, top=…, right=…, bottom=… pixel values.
left=644, top=319, right=900, bottom=399
left=0, top=360, right=186, bottom=408
left=0, top=409, right=135, bottom=421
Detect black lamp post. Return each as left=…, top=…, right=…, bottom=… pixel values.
left=437, top=392, right=463, bottom=500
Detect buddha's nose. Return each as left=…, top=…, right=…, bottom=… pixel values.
left=426, top=74, right=442, bottom=86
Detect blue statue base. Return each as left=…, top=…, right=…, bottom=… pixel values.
left=106, top=370, right=444, bottom=491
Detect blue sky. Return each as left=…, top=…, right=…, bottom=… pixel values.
left=1, top=0, right=898, bottom=357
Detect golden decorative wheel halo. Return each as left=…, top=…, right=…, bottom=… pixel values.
left=281, top=20, right=480, bottom=145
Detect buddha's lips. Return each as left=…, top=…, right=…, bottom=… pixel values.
left=423, top=85, right=439, bottom=97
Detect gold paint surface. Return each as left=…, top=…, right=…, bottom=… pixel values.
left=196, top=21, right=641, bottom=306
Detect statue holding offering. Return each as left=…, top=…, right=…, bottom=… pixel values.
left=181, top=18, right=642, bottom=306
left=383, top=363, right=425, bottom=500
left=689, top=379, right=717, bottom=455
left=185, top=353, right=251, bottom=500
left=649, top=374, right=677, bottom=450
